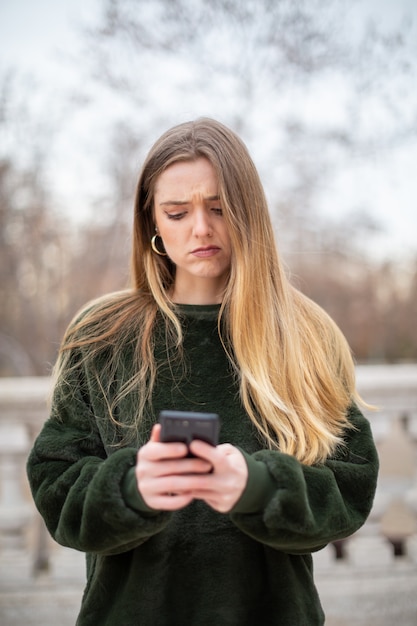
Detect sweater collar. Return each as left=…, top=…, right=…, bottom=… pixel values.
left=174, top=303, right=221, bottom=320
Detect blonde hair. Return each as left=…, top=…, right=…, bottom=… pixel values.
left=57, top=118, right=359, bottom=465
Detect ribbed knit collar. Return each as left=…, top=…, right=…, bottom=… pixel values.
left=174, top=303, right=221, bottom=320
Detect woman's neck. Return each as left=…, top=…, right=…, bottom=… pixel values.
left=171, top=282, right=225, bottom=305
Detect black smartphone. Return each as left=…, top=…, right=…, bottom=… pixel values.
left=159, top=410, right=220, bottom=448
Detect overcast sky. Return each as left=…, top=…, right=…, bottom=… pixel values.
left=1, top=0, right=417, bottom=263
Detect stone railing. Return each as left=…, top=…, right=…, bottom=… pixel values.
left=0, top=366, right=417, bottom=624
left=313, top=364, right=417, bottom=625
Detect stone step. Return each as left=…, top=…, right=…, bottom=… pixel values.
left=0, top=547, right=84, bottom=626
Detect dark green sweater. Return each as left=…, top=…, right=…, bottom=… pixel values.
left=27, top=304, right=379, bottom=626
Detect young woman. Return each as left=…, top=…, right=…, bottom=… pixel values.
left=27, top=118, right=379, bottom=625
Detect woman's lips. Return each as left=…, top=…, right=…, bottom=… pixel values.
left=191, top=246, right=220, bottom=257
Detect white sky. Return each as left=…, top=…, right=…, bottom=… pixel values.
left=1, top=0, right=417, bottom=263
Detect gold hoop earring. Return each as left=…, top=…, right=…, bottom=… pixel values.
left=151, top=234, right=167, bottom=256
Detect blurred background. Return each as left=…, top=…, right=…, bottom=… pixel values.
left=1, top=0, right=417, bottom=376
left=1, top=3, right=417, bottom=624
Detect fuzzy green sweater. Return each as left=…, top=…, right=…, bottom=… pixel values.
left=27, top=304, right=379, bottom=626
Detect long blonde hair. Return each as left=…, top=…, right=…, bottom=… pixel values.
left=57, top=118, right=359, bottom=465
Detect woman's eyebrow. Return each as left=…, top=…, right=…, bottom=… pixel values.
left=159, top=194, right=220, bottom=206
left=159, top=200, right=189, bottom=206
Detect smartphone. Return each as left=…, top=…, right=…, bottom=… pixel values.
left=159, top=410, right=220, bottom=448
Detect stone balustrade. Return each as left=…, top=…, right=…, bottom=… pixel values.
left=0, top=366, right=417, bottom=625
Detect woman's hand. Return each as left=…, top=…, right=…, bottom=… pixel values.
left=135, top=425, right=248, bottom=513
left=187, top=440, right=248, bottom=513
left=135, top=424, right=213, bottom=511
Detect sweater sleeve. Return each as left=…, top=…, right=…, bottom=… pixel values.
left=229, top=405, right=379, bottom=554
left=26, top=359, right=171, bottom=556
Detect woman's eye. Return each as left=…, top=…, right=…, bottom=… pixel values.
left=211, top=207, right=223, bottom=215
left=167, top=212, right=186, bottom=220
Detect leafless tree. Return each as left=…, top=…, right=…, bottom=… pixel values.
left=1, top=2, right=417, bottom=373
left=0, top=74, right=68, bottom=374
left=81, top=0, right=417, bottom=227
left=74, top=0, right=417, bottom=362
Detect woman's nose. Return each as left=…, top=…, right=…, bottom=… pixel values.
left=192, top=210, right=212, bottom=237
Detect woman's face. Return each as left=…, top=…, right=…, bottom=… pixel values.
left=153, top=158, right=232, bottom=304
